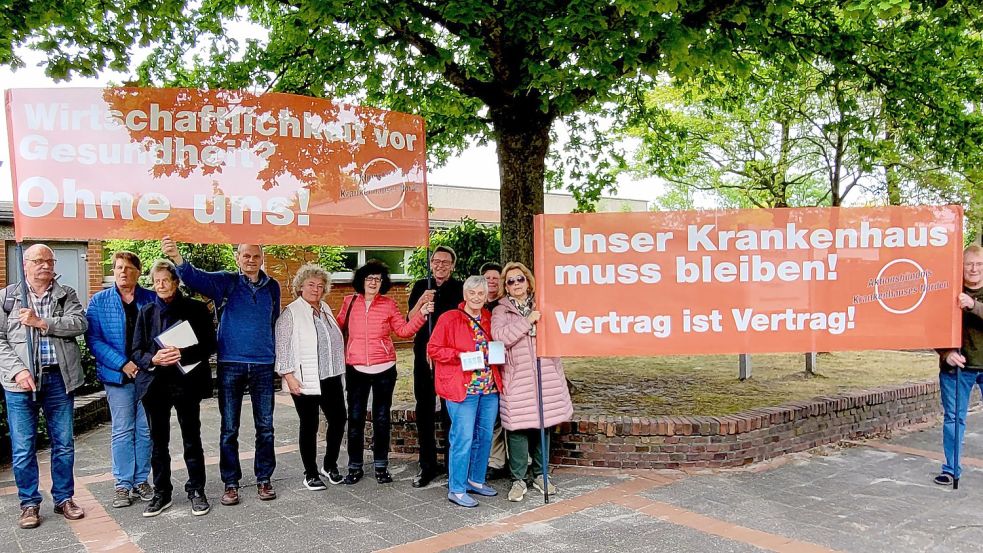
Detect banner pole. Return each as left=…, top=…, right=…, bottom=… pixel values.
left=954, top=361, right=962, bottom=490
left=15, top=243, right=39, bottom=401
left=535, top=356, right=550, bottom=504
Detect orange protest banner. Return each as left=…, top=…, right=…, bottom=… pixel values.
left=533, top=206, right=963, bottom=357
left=4, top=87, right=428, bottom=246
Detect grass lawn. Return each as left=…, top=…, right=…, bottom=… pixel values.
left=391, top=347, right=939, bottom=417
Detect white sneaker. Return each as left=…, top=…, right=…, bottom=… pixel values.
left=507, top=480, right=527, bottom=502
left=532, top=475, right=557, bottom=495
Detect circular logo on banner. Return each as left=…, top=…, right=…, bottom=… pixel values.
left=874, top=258, right=928, bottom=314
left=359, top=158, right=406, bottom=212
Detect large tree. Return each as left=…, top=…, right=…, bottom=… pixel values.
left=4, top=1, right=981, bottom=264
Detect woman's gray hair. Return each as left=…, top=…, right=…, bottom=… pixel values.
left=149, top=259, right=179, bottom=282
left=292, top=264, right=332, bottom=297
left=462, top=275, right=488, bottom=294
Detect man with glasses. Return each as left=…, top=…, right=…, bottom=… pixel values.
left=407, top=245, right=463, bottom=487
left=0, top=244, right=88, bottom=529
left=936, top=245, right=983, bottom=486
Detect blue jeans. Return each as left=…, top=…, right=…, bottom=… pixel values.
left=940, top=369, right=983, bottom=478
left=105, top=381, right=152, bottom=490
left=445, top=392, right=499, bottom=494
left=4, top=371, right=75, bottom=507
left=218, top=362, right=276, bottom=487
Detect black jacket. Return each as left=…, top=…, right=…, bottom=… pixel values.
left=132, top=292, right=216, bottom=400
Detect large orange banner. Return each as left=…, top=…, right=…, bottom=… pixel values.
left=533, top=206, right=963, bottom=357
left=5, top=87, right=428, bottom=246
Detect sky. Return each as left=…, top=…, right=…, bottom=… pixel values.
left=0, top=51, right=660, bottom=206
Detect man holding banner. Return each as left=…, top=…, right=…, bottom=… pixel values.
left=407, top=246, right=463, bottom=488
left=0, top=244, right=87, bottom=528
left=162, top=237, right=281, bottom=505
left=936, top=245, right=983, bottom=486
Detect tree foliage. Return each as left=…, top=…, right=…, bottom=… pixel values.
left=5, top=0, right=983, bottom=264
left=407, top=217, right=500, bottom=281
left=624, top=3, right=983, bottom=212
left=104, top=239, right=237, bottom=282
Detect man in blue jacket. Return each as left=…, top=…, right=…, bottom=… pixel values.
left=162, top=237, right=281, bottom=506
left=85, top=251, right=157, bottom=508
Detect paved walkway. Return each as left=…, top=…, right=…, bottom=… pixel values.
left=2, top=392, right=982, bottom=552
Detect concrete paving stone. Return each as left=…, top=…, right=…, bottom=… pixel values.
left=449, top=504, right=765, bottom=553
left=415, top=512, right=480, bottom=535
left=370, top=519, right=437, bottom=543
left=324, top=530, right=395, bottom=552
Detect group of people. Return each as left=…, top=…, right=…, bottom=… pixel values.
left=0, top=239, right=573, bottom=529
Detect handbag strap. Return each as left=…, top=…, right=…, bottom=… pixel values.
left=341, top=294, right=357, bottom=344
left=457, top=308, right=489, bottom=340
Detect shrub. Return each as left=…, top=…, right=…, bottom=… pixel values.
left=407, top=218, right=501, bottom=280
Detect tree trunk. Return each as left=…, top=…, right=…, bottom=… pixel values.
left=493, top=108, right=553, bottom=268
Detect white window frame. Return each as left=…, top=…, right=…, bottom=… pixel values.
left=331, top=248, right=414, bottom=283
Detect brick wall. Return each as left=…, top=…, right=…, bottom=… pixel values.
left=86, top=240, right=104, bottom=299
left=0, top=243, right=6, bottom=288
left=375, top=381, right=940, bottom=469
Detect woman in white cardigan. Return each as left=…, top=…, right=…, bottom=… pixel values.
left=275, top=264, right=347, bottom=490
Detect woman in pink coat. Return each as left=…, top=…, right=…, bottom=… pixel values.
left=491, top=262, right=573, bottom=502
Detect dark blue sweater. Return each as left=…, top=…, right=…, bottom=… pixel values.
left=175, top=263, right=281, bottom=364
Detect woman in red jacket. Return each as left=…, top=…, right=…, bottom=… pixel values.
left=428, top=276, right=503, bottom=507
left=337, top=260, right=434, bottom=485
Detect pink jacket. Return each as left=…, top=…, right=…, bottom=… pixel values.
left=491, top=299, right=573, bottom=431
left=337, top=294, right=426, bottom=366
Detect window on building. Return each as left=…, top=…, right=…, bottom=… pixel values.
left=334, top=248, right=413, bottom=281
left=365, top=249, right=406, bottom=274
left=340, top=251, right=359, bottom=272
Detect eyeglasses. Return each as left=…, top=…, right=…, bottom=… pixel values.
left=364, top=276, right=383, bottom=283
left=506, top=276, right=527, bottom=286
left=965, top=262, right=983, bottom=269
left=26, top=258, right=56, bottom=267
left=431, top=259, right=453, bottom=267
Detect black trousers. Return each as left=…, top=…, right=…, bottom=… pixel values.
left=413, top=351, right=449, bottom=471
left=346, top=365, right=397, bottom=470
left=142, top=380, right=206, bottom=497
left=290, top=375, right=347, bottom=479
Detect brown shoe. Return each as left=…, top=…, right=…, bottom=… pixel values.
left=220, top=487, right=240, bottom=506
left=53, top=499, right=84, bottom=520
left=257, top=482, right=277, bottom=501
left=19, top=505, right=41, bottom=529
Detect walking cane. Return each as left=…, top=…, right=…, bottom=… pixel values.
left=15, top=243, right=40, bottom=402
left=536, top=356, right=550, bottom=504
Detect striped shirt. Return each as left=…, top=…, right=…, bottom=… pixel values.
left=31, top=285, right=57, bottom=367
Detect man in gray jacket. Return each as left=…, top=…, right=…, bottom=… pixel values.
left=0, top=244, right=88, bottom=529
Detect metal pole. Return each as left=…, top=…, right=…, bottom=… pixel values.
left=954, top=363, right=962, bottom=490
left=535, top=356, right=550, bottom=504
left=15, top=243, right=39, bottom=401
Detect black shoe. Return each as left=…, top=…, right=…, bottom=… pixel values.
left=412, top=469, right=438, bottom=488
left=486, top=466, right=509, bottom=481
left=319, top=466, right=344, bottom=486
left=304, top=476, right=327, bottom=491
left=343, top=469, right=364, bottom=485
left=189, top=490, right=210, bottom=516
left=143, top=494, right=172, bottom=518
left=375, top=469, right=393, bottom=484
